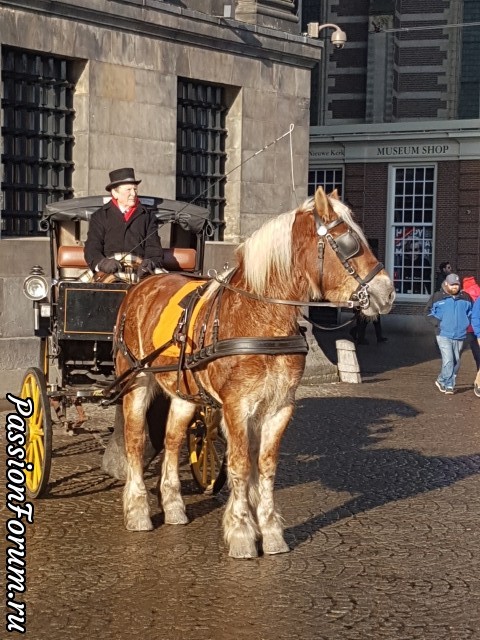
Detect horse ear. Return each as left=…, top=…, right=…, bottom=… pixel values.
left=329, top=189, right=340, bottom=200
left=314, top=186, right=335, bottom=222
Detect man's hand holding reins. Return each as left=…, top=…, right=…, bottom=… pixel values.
left=137, top=258, right=156, bottom=279
left=98, top=257, right=122, bottom=274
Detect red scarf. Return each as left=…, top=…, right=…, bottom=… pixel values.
left=111, top=197, right=139, bottom=222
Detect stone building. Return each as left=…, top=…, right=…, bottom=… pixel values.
left=0, top=0, right=321, bottom=392
left=306, top=0, right=480, bottom=320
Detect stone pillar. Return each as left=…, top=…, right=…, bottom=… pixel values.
left=298, top=319, right=339, bottom=385
left=235, top=0, right=299, bottom=34
left=336, top=339, right=361, bottom=383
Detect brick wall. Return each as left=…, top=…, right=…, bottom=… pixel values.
left=435, top=162, right=460, bottom=272
left=344, top=163, right=389, bottom=262
left=323, top=0, right=369, bottom=124
left=396, top=72, right=446, bottom=92
left=395, top=98, right=446, bottom=118
left=342, top=159, right=480, bottom=311
left=457, top=160, right=480, bottom=278
left=400, top=0, right=448, bottom=12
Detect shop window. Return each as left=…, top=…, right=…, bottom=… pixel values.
left=390, top=165, right=435, bottom=297
left=308, top=168, right=343, bottom=197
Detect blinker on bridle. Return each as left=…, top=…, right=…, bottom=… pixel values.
left=315, top=216, right=384, bottom=309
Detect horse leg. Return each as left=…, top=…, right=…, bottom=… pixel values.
left=256, top=404, right=293, bottom=555
left=123, top=376, right=156, bottom=531
left=160, top=397, right=195, bottom=525
left=222, top=407, right=259, bottom=559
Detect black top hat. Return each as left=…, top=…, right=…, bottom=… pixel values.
left=105, top=167, right=142, bottom=191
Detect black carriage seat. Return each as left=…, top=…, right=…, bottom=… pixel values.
left=57, top=245, right=197, bottom=275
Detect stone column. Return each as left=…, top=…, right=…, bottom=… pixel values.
left=235, top=0, right=299, bottom=34
left=298, top=318, right=339, bottom=385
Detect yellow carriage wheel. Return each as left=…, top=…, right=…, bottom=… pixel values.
left=20, top=367, right=52, bottom=499
left=187, top=408, right=227, bottom=495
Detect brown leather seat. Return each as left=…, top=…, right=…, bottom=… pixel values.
left=57, top=245, right=197, bottom=272
left=163, top=247, right=197, bottom=271
left=57, top=245, right=88, bottom=269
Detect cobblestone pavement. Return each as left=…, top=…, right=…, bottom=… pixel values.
left=1, top=332, right=480, bottom=640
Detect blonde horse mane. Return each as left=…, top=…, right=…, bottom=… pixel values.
left=239, top=209, right=298, bottom=295
left=237, top=194, right=365, bottom=295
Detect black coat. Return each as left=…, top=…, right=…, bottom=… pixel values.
left=84, top=201, right=164, bottom=271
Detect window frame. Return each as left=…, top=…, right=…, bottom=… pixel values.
left=307, top=167, right=344, bottom=198
left=176, top=78, right=227, bottom=242
left=386, top=163, right=437, bottom=302
left=1, top=47, right=75, bottom=237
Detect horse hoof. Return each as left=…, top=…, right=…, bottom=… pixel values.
left=125, top=515, right=153, bottom=531
left=164, top=508, right=188, bottom=525
left=262, top=539, right=290, bottom=555
left=228, top=541, right=258, bottom=559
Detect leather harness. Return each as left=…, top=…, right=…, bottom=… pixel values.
left=105, top=209, right=385, bottom=408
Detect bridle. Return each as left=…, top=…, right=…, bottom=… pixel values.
left=314, top=213, right=384, bottom=310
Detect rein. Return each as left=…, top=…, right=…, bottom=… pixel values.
left=210, top=271, right=357, bottom=331
left=209, top=270, right=360, bottom=308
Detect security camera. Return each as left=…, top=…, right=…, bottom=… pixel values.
left=331, top=28, right=347, bottom=49
left=305, top=22, right=347, bottom=49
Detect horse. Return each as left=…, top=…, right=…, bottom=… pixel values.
left=113, top=187, right=395, bottom=558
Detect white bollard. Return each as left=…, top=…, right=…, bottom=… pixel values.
left=336, top=338, right=362, bottom=383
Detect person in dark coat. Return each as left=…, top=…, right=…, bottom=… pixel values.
left=350, top=313, right=387, bottom=345
left=84, top=167, right=164, bottom=278
left=434, top=260, right=452, bottom=292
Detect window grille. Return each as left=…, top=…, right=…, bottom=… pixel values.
left=308, top=168, right=343, bottom=197
left=1, top=48, right=75, bottom=236
left=176, top=79, right=227, bottom=241
left=391, top=166, right=435, bottom=297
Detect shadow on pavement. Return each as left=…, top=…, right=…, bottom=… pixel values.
left=315, top=326, right=440, bottom=378
left=282, top=396, right=480, bottom=549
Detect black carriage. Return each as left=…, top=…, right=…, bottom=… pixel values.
left=19, top=196, right=227, bottom=498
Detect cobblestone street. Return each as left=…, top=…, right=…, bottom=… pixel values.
left=2, top=332, right=480, bottom=640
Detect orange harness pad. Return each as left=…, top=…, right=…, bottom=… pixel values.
left=152, top=280, right=208, bottom=358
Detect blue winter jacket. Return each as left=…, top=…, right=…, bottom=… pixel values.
left=471, top=297, right=480, bottom=338
left=428, top=291, right=472, bottom=340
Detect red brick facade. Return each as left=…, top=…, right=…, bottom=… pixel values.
left=342, top=159, right=480, bottom=303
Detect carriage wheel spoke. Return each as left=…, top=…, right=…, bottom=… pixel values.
left=202, top=440, right=210, bottom=485
left=209, top=441, right=217, bottom=480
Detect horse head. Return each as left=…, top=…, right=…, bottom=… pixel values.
left=294, top=187, right=395, bottom=318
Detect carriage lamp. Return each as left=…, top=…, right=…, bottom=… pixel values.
left=23, top=266, right=49, bottom=301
